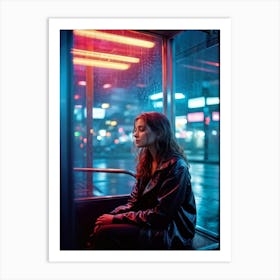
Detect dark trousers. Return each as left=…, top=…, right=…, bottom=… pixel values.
left=88, top=223, right=167, bottom=250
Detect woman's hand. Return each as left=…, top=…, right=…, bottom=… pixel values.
left=95, top=214, right=114, bottom=225
left=93, top=214, right=114, bottom=234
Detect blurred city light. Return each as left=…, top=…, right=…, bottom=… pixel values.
left=84, top=108, right=105, bottom=119
left=153, top=101, right=163, bottom=108
left=110, top=121, right=118, bottom=126
left=101, top=103, right=110, bottom=109
left=103, top=84, right=112, bottom=89
left=187, top=112, right=204, bottom=122
left=212, top=111, right=220, bottom=121
left=206, top=97, right=220, bottom=105
left=99, top=130, right=106, bottom=137
left=150, top=92, right=185, bottom=100
left=175, top=93, right=185, bottom=99
left=150, top=92, right=163, bottom=100
left=78, top=80, right=86, bottom=86
left=188, top=97, right=205, bottom=108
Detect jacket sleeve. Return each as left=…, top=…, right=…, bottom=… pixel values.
left=112, top=161, right=190, bottom=228
left=110, top=180, right=141, bottom=214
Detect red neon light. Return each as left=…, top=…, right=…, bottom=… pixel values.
left=205, top=116, right=211, bottom=125
left=73, top=57, right=130, bottom=70
left=72, top=48, right=140, bottom=63
left=73, top=30, right=155, bottom=48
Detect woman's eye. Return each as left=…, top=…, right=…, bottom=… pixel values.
left=133, top=125, right=147, bottom=134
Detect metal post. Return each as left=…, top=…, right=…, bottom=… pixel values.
left=162, top=38, right=168, bottom=116
left=86, top=66, right=94, bottom=196
left=60, top=30, right=75, bottom=249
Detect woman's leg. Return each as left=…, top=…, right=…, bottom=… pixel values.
left=89, top=223, right=142, bottom=250
left=88, top=223, right=168, bottom=250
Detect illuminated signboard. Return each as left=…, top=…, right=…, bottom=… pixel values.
left=212, top=111, right=220, bottom=121
left=187, top=112, right=204, bottom=122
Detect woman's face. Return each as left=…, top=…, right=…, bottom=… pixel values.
left=133, top=118, right=157, bottom=148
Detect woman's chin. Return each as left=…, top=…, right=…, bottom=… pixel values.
left=135, top=143, right=143, bottom=148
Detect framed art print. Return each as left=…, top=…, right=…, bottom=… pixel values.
left=48, top=17, right=231, bottom=262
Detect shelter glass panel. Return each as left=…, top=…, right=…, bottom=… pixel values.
left=71, top=30, right=163, bottom=198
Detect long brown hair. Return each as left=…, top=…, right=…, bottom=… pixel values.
left=134, top=112, right=188, bottom=181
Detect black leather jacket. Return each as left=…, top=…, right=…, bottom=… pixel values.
left=111, top=154, right=196, bottom=249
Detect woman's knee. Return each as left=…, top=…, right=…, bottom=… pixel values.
left=89, top=224, right=141, bottom=250
left=93, top=224, right=114, bottom=241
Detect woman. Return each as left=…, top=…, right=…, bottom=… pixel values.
left=89, top=112, right=196, bottom=250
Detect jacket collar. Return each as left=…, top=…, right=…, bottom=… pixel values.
left=157, top=155, right=179, bottom=171
left=141, top=155, right=182, bottom=196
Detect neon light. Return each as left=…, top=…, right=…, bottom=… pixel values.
left=101, top=103, right=110, bottom=109
left=187, top=112, right=204, bottom=122
left=184, top=64, right=219, bottom=73
left=78, top=80, right=86, bottom=86
left=84, top=108, right=105, bottom=119
left=206, top=97, right=220, bottom=105
left=74, top=30, right=155, bottom=48
left=103, top=84, right=112, bottom=89
left=72, top=48, right=140, bottom=63
left=150, top=92, right=163, bottom=100
left=73, top=57, right=130, bottom=70
left=198, top=60, right=220, bottom=67
left=153, top=101, right=163, bottom=108
left=150, top=92, right=185, bottom=100
left=188, top=97, right=205, bottom=108
left=212, top=111, right=220, bottom=121
left=175, top=93, right=185, bottom=99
